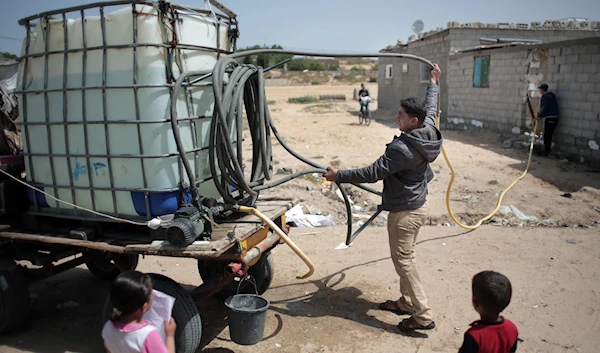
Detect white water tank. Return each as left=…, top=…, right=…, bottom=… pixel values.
left=16, top=3, right=235, bottom=219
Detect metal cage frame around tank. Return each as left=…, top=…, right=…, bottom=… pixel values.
left=14, top=0, right=239, bottom=222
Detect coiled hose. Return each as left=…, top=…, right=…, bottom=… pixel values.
left=205, top=50, right=434, bottom=242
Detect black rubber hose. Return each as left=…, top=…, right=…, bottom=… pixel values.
left=206, top=50, right=434, bottom=240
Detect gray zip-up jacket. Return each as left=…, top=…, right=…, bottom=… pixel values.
left=336, top=83, right=443, bottom=211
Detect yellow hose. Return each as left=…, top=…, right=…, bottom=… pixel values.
left=237, top=205, right=315, bottom=279
left=437, top=118, right=538, bottom=230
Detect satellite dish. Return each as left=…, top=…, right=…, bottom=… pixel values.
left=412, top=20, right=425, bottom=34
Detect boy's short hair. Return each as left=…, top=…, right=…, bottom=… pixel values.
left=400, top=97, right=427, bottom=124
left=472, top=271, right=512, bottom=315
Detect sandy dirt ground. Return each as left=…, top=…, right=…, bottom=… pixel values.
left=1, top=83, right=600, bottom=353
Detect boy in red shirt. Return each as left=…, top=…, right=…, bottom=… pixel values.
left=459, top=271, right=519, bottom=353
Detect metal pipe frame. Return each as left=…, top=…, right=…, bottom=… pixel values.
left=18, top=0, right=235, bottom=25
left=16, top=1, right=237, bottom=222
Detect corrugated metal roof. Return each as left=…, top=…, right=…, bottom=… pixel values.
left=458, top=42, right=536, bottom=53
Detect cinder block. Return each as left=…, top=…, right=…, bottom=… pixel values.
left=569, top=82, right=582, bottom=92
left=576, top=73, right=590, bottom=83
left=588, top=44, right=599, bottom=54
left=573, top=46, right=587, bottom=55
left=582, top=130, right=596, bottom=139
left=581, top=83, right=595, bottom=92
left=585, top=92, right=600, bottom=102
left=593, top=102, right=600, bottom=112
left=577, top=120, right=591, bottom=130
left=575, top=137, right=590, bottom=148
left=585, top=109, right=599, bottom=121
left=563, top=135, right=576, bottom=145
left=580, top=102, right=593, bottom=111
left=579, top=54, right=592, bottom=65
left=555, top=56, right=567, bottom=65
left=566, top=55, right=579, bottom=64
left=561, top=64, right=572, bottom=74
left=584, top=64, right=598, bottom=74
left=590, top=121, right=600, bottom=130
left=572, top=65, right=585, bottom=74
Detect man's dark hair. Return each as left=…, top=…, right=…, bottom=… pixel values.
left=538, top=83, right=549, bottom=92
left=472, top=271, right=512, bottom=315
left=400, top=97, right=427, bottom=124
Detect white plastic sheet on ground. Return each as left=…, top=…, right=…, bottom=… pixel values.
left=285, top=204, right=336, bottom=228
left=142, top=289, right=175, bottom=342
left=499, top=205, right=538, bottom=222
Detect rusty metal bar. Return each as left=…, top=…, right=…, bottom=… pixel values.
left=0, top=232, right=126, bottom=253
left=241, top=231, right=280, bottom=270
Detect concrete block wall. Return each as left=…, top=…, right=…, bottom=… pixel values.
left=447, top=51, right=530, bottom=133
left=378, top=28, right=600, bottom=122
left=543, top=41, right=600, bottom=161
left=378, top=32, right=450, bottom=119
left=447, top=37, right=600, bottom=163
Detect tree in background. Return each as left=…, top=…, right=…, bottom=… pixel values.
left=0, top=52, right=18, bottom=61
left=236, top=44, right=292, bottom=68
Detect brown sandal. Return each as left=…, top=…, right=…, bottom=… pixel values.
left=378, top=300, right=412, bottom=316
left=399, top=316, right=436, bottom=331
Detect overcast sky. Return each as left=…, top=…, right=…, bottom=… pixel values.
left=1, top=0, right=598, bottom=55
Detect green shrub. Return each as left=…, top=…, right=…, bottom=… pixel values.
left=311, top=80, right=321, bottom=85
left=288, top=96, right=319, bottom=104
left=369, top=77, right=377, bottom=82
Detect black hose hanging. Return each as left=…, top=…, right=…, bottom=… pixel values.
left=180, top=50, right=435, bottom=243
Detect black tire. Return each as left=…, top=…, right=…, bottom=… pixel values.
left=197, top=251, right=275, bottom=299
left=358, top=111, right=364, bottom=125
left=0, top=267, right=30, bottom=334
left=102, top=274, right=202, bottom=353
left=85, top=252, right=139, bottom=280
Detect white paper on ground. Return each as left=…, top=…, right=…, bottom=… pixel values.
left=334, top=242, right=351, bottom=250
left=286, top=214, right=337, bottom=228
left=142, top=289, right=175, bottom=342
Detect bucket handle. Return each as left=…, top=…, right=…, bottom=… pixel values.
left=236, top=275, right=258, bottom=295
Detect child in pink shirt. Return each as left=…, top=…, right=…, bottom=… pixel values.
left=102, top=271, right=177, bottom=353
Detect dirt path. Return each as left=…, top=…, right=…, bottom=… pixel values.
left=1, top=226, right=598, bottom=353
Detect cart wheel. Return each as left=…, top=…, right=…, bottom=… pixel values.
left=85, top=252, right=139, bottom=280
left=197, top=251, right=275, bottom=299
left=102, top=274, right=202, bottom=353
left=365, top=110, right=372, bottom=126
left=358, top=111, right=364, bottom=125
left=0, top=267, right=30, bottom=334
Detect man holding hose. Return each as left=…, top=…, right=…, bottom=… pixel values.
left=324, top=64, right=442, bottom=331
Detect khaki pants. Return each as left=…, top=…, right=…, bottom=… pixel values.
left=387, top=204, right=433, bottom=326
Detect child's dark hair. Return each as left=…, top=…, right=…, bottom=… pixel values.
left=110, top=271, right=153, bottom=322
left=472, top=271, right=512, bottom=315
left=400, top=97, right=426, bottom=124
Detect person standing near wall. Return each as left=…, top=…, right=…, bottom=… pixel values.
left=535, top=84, right=559, bottom=157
